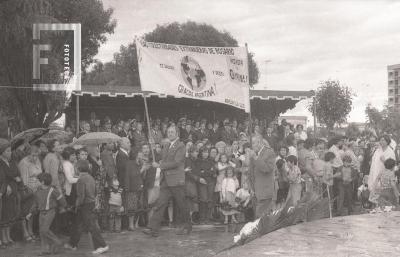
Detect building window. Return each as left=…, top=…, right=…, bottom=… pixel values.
left=389, top=80, right=393, bottom=85
left=396, top=80, right=399, bottom=86
left=396, top=71, right=399, bottom=77
left=396, top=89, right=399, bottom=94
left=389, top=72, right=393, bottom=77
left=389, top=98, right=394, bottom=102
left=389, top=89, right=394, bottom=94
left=396, top=97, right=399, bottom=104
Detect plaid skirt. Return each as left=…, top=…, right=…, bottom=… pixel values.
left=124, top=191, right=143, bottom=216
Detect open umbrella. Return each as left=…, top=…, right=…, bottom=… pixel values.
left=73, top=132, right=121, bottom=146
left=39, top=130, right=73, bottom=143
left=11, top=128, right=50, bottom=149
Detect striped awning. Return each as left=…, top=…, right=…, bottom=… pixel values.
left=72, top=85, right=314, bottom=101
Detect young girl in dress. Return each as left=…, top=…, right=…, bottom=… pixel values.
left=221, top=166, right=239, bottom=224
left=108, top=176, right=124, bottom=232
left=286, top=155, right=302, bottom=206
left=215, top=154, right=236, bottom=204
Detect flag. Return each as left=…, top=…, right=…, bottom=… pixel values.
left=136, top=38, right=250, bottom=112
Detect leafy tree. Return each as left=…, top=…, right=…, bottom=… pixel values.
left=84, top=21, right=259, bottom=87
left=0, top=0, right=116, bottom=129
left=366, top=104, right=400, bottom=142
left=345, top=123, right=361, bottom=138
left=308, top=80, right=354, bottom=130
left=365, top=104, right=385, bottom=135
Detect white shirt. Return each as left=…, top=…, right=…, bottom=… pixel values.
left=288, top=146, right=297, bottom=157
left=294, top=131, right=308, bottom=141
left=329, top=145, right=343, bottom=168
left=120, top=148, right=129, bottom=157
left=62, top=161, right=78, bottom=196
left=169, top=137, right=179, bottom=149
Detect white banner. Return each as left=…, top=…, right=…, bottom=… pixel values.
left=136, top=39, right=250, bottom=112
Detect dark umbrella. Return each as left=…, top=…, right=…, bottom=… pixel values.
left=11, top=128, right=50, bottom=150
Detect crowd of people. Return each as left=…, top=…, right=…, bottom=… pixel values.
left=1, top=113, right=399, bottom=255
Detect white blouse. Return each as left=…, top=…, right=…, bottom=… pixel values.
left=62, top=161, right=78, bottom=196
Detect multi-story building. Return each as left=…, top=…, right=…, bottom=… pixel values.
left=388, top=64, right=400, bottom=109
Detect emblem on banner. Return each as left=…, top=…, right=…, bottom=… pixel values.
left=180, top=56, right=207, bottom=92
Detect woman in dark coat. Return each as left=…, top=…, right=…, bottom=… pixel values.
left=141, top=145, right=162, bottom=224
left=197, top=148, right=216, bottom=223
left=184, top=146, right=204, bottom=223
left=124, top=149, right=144, bottom=231
left=0, top=139, right=19, bottom=247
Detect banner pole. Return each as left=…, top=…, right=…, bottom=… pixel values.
left=76, top=94, right=80, bottom=137
left=245, top=43, right=253, bottom=146
left=143, top=94, right=156, bottom=162
left=245, top=43, right=257, bottom=212
left=135, top=36, right=156, bottom=161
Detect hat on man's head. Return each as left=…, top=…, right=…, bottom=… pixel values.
left=0, top=138, right=10, bottom=154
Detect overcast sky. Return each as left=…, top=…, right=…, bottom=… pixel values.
left=96, top=0, right=400, bottom=123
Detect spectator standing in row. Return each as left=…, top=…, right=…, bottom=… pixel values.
left=250, top=136, right=276, bottom=218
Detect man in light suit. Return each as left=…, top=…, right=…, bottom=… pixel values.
left=143, top=126, right=191, bottom=237
left=250, top=136, right=277, bottom=218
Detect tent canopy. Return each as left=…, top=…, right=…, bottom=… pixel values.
left=67, top=85, right=314, bottom=123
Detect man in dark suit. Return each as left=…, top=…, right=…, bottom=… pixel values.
left=115, top=137, right=130, bottom=189
left=143, top=126, right=191, bottom=237
left=221, top=121, right=236, bottom=145
left=250, top=136, right=277, bottom=218
left=180, top=121, right=196, bottom=143
left=265, top=127, right=278, bottom=152
left=118, top=121, right=131, bottom=139
left=209, top=121, right=221, bottom=145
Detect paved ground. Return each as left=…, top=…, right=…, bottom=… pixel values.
left=0, top=225, right=239, bottom=257
left=218, top=211, right=400, bottom=257
left=0, top=203, right=371, bottom=257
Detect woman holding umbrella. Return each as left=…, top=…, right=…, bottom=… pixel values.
left=87, top=145, right=107, bottom=230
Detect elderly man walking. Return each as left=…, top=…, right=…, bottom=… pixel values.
left=250, top=136, right=277, bottom=218
left=143, top=125, right=192, bottom=237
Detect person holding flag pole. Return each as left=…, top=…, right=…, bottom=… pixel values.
left=136, top=37, right=191, bottom=237
left=136, top=37, right=252, bottom=235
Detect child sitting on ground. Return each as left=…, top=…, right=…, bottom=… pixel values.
left=108, top=176, right=124, bottom=232
left=358, top=175, right=372, bottom=209
left=27, top=173, right=67, bottom=255
left=221, top=166, right=239, bottom=224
